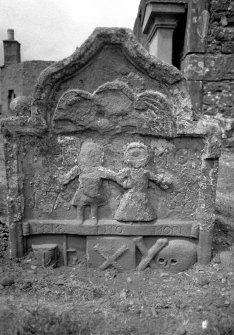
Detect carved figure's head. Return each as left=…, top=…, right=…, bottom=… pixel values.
left=124, top=142, right=149, bottom=168
left=79, top=141, right=104, bottom=169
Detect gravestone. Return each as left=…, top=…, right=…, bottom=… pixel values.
left=1, top=28, right=221, bottom=272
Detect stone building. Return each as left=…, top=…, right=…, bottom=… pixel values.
left=0, top=29, right=53, bottom=224
left=134, top=0, right=234, bottom=143
left=0, top=29, right=53, bottom=119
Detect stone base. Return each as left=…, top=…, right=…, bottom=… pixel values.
left=24, top=220, right=200, bottom=272
left=32, top=243, right=58, bottom=267
left=26, top=233, right=198, bottom=272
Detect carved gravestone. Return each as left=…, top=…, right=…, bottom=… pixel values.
left=1, top=28, right=221, bottom=272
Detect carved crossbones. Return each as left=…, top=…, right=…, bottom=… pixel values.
left=93, top=243, right=129, bottom=271
left=134, top=237, right=168, bottom=271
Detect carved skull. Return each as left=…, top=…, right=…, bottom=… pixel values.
left=155, top=239, right=197, bottom=273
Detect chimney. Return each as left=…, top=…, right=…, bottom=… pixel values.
left=3, top=29, right=21, bottom=66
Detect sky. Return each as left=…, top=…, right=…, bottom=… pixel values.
left=0, top=0, right=140, bottom=66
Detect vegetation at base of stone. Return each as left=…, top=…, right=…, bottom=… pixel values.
left=0, top=308, right=87, bottom=335
left=20, top=309, right=89, bottom=335
left=0, top=305, right=234, bottom=335
left=0, top=221, right=8, bottom=255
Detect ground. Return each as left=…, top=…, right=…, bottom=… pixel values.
left=0, top=150, right=234, bottom=335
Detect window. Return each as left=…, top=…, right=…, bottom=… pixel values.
left=8, top=89, right=16, bottom=110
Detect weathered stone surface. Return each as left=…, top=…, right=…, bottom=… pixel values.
left=1, top=28, right=221, bottom=271
left=222, top=41, right=234, bottom=53
left=0, top=62, right=53, bottom=225
left=22, top=220, right=199, bottom=238
left=184, top=0, right=209, bottom=54
left=182, top=54, right=205, bottom=81
left=32, top=244, right=58, bottom=267
left=87, top=237, right=135, bottom=271
left=203, top=82, right=234, bottom=119
left=10, top=96, right=32, bottom=117
left=99, top=142, right=173, bottom=222
left=207, top=1, right=234, bottom=54
left=154, top=239, right=197, bottom=273
left=183, top=54, right=234, bottom=82
left=0, top=276, right=15, bottom=287
left=219, top=250, right=234, bottom=270
left=186, top=81, right=203, bottom=119
left=53, top=81, right=176, bottom=137
left=135, top=237, right=169, bottom=271
left=216, top=150, right=234, bottom=226
left=204, top=54, right=234, bottom=81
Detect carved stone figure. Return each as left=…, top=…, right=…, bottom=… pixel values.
left=1, top=28, right=221, bottom=272
left=61, top=141, right=106, bottom=225
left=101, top=142, right=172, bottom=222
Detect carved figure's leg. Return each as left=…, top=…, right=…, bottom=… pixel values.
left=76, top=205, right=84, bottom=225
left=90, top=204, right=98, bottom=225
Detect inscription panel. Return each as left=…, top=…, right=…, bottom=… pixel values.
left=23, top=220, right=199, bottom=238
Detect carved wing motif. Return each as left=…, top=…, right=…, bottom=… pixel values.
left=53, top=81, right=176, bottom=136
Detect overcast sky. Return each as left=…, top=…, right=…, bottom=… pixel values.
left=0, top=0, right=140, bottom=66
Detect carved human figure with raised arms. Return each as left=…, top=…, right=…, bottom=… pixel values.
left=100, top=142, right=173, bottom=222
left=60, top=141, right=106, bottom=225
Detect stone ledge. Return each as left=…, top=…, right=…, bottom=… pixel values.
left=23, top=219, right=199, bottom=238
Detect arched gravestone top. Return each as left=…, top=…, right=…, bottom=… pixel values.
left=30, top=27, right=190, bottom=132
left=1, top=28, right=221, bottom=271
left=2, top=27, right=220, bottom=141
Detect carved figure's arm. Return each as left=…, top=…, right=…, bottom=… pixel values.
left=116, top=168, right=131, bottom=188
left=98, top=167, right=118, bottom=182
left=60, top=166, right=80, bottom=185
left=149, top=171, right=173, bottom=190
left=99, top=167, right=129, bottom=187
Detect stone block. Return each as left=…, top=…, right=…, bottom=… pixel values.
left=184, top=0, right=209, bottom=54
left=32, top=244, right=58, bottom=267
left=222, top=42, right=234, bottom=54
left=186, top=81, right=203, bottom=119
left=183, top=54, right=234, bottom=81
left=220, top=250, right=234, bottom=270
left=204, top=55, right=234, bottom=81
left=87, top=237, right=135, bottom=271
left=182, top=54, right=205, bottom=81
left=203, top=81, right=234, bottom=118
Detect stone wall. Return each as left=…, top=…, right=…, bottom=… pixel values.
left=134, top=0, right=234, bottom=142
left=182, top=0, right=234, bottom=142
left=0, top=61, right=53, bottom=118
left=204, top=0, right=234, bottom=126
left=0, top=63, right=23, bottom=118
left=0, top=60, right=53, bottom=250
